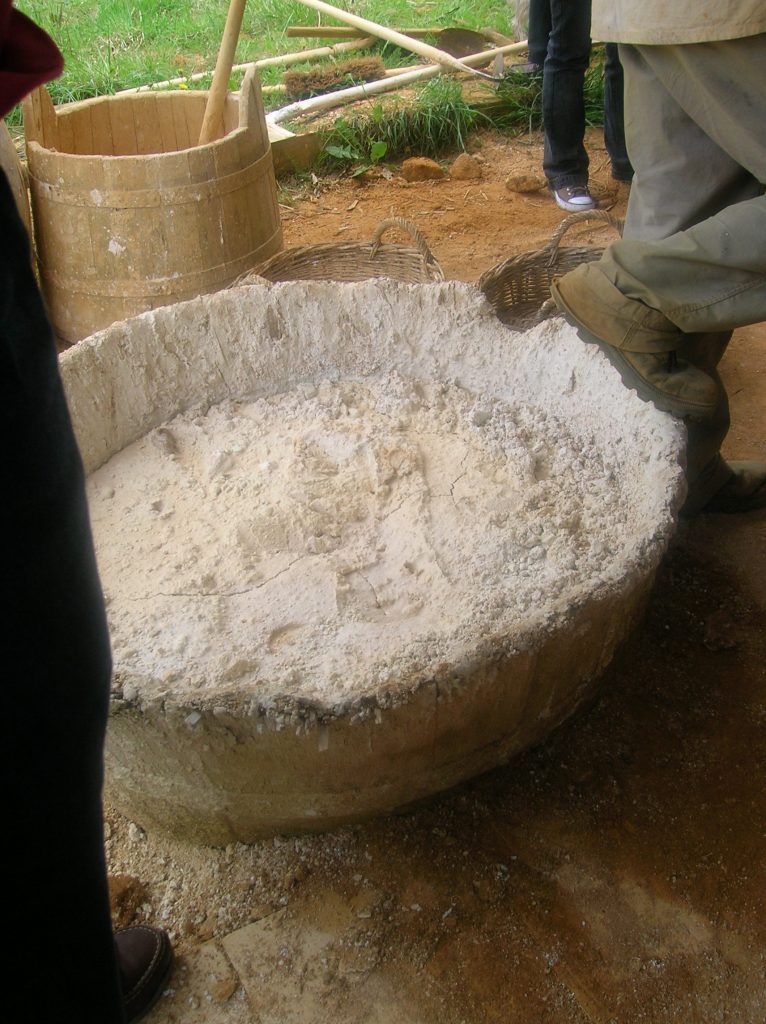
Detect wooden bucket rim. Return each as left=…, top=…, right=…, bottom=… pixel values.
left=25, top=123, right=255, bottom=166
left=25, top=79, right=264, bottom=163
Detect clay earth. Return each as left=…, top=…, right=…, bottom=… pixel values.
left=101, top=129, right=765, bottom=1024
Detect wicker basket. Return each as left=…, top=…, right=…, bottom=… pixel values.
left=477, top=210, right=623, bottom=330
left=238, top=216, right=444, bottom=286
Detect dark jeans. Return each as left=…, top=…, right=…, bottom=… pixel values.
left=0, top=170, right=125, bottom=1023
left=528, top=0, right=632, bottom=188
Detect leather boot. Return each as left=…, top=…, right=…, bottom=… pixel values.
left=702, top=461, right=766, bottom=514
left=116, top=925, right=173, bottom=1023
left=550, top=263, right=720, bottom=420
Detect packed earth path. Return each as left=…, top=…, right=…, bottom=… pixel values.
left=104, top=128, right=766, bottom=1024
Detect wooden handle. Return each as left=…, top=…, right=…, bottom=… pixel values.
left=370, top=217, right=436, bottom=264
left=199, top=0, right=248, bottom=145
left=545, top=210, right=623, bottom=264
left=293, top=0, right=490, bottom=77
left=286, top=26, right=440, bottom=38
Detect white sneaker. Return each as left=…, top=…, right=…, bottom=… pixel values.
left=552, top=184, right=596, bottom=213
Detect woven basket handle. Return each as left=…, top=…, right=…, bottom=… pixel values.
left=370, top=217, right=438, bottom=265
left=545, top=210, right=623, bottom=268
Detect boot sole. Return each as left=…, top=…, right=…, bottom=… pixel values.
left=585, top=331, right=716, bottom=420
left=548, top=292, right=717, bottom=420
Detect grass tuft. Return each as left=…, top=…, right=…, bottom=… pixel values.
left=320, top=77, right=478, bottom=170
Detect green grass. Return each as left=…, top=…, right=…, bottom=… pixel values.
left=10, top=2, right=607, bottom=164
left=321, top=77, right=479, bottom=168
left=15, top=0, right=520, bottom=103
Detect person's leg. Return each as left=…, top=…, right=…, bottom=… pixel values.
left=620, top=38, right=765, bottom=243
left=570, top=39, right=766, bottom=335
left=542, top=0, right=593, bottom=207
left=527, top=0, right=552, bottom=68
left=603, top=43, right=633, bottom=182
left=0, top=169, right=126, bottom=1024
left=552, top=35, right=766, bottom=511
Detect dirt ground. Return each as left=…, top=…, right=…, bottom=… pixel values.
left=106, top=128, right=766, bottom=1024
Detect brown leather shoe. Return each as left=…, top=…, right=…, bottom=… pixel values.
left=116, top=925, right=173, bottom=1023
left=703, top=461, right=766, bottom=514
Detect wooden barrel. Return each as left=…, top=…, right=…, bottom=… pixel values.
left=0, top=122, right=33, bottom=240
left=23, top=70, right=282, bottom=343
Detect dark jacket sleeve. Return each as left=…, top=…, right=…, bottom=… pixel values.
left=0, top=1, right=63, bottom=118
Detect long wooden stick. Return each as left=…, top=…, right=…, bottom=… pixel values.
left=286, top=26, right=441, bottom=38
left=255, top=37, right=373, bottom=68
left=260, top=60, right=434, bottom=94
left=293, top=0, right=493, bottom=78
left=199, top=0, right=248, bottom=144
left=267, top=40, right=527, bottom=124
left=120, top=38, right=374, bottom=95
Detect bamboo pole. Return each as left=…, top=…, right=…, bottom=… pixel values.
left=119, top=38, right=374, bottom=95
left=267, top=40, right=527, bottom=124
left=254, top=37, right=373, bottom=68
left=199, top=0, right=248, bottom=144
left=293, top=0, right=494, bottom=78
left=260, top=60, right=433, bottom=94
left=286, top=26, right=441, bottom=38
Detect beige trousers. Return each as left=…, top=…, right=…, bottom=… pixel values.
left=594, top=35, right=766, bottom=508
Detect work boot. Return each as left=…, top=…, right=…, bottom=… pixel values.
left=116, top=925, right=173, bottom=1023
left=702, top=461, right=766, bottom=514
left=550, top=263, right=720, bottom=420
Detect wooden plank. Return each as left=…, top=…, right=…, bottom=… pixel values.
left=86, top=97, right=115, bottom=157
left=270, top=133, right=323, bottom=176
left=239, top=69, right=269, bottom=153
left=108, top=97, right=139, bottom=155
left=155, top=94, right=180, bottom=154
left=171, top=94, right=191, bottom=150
left=133, top=93, right=160, bottom=155
left=22, top=87, right=58, bottom=147
left=55, top=108, right=76, bottom=155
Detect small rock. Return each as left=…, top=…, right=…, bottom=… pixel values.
left=108, top=874, right=148, bottom=927
left=151, top=427, right=178, bottom=457
left=293, top=863, right=310, bottom=883
left=209, top=976, right=238, bottom=1003
left=472, top=877, right=493, bottom=902
left=196, top=912, right=218, bottom=942
left=449, top=153, right=482, bottom=180
left=401, top=157, right=445, bottom=182
left=505, top=172, right=546, bottom=194
left=282, top=868, right=302, bottom=889
left=128, top=822, right=146, bottom=843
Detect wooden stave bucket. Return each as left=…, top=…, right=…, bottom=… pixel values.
left=24, top=70, right=283, bottom=344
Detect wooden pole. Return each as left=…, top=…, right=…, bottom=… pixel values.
left=121, top=38, right=374, bottom=96
left=199, top=0, right=248, bottom=144
left=286, top=26, right=441, bottom=39
left=254, top=37, right=373, bottom=68
left=267, top=40, right=527, bottom=124
left=293, top=0, right=493, bottom=78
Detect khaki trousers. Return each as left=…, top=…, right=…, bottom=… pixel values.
left=593, top=35, right=766, bottom=507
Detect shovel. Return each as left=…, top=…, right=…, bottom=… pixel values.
left=435, top=28, right=495, bottom=69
